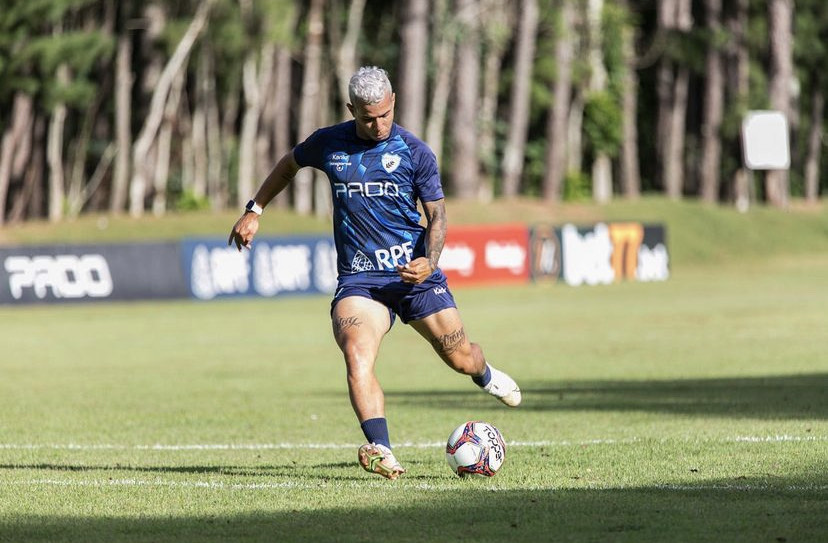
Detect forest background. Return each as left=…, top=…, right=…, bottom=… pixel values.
left=0, top=0, right=823, bottom=225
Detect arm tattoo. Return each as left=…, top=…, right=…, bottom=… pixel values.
left=334, top=316, right=362, bottom=335
left=431, top=327, right=466, bottom=356
left=424, top=200, right=447, bottom=271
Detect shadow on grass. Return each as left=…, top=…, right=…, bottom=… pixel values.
left=386, top=373, right=828, bottom=420
left=0, top=460, right=437, bottom=482
left=1, top=474, right=825, bottom=543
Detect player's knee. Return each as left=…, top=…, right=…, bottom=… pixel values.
left=450, top=342, right=486, bottom=375
left=445, top=350, right=479, bottom=376
left=340, top=340, right=360, bottom=359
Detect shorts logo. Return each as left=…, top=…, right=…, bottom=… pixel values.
left=381, top=153, right=401, bottom=173
left=433, top=287, right=447, bottom=295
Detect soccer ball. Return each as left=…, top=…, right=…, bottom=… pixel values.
left=445, top=421, right=506, bottom=477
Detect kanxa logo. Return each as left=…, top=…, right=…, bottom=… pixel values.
left=4, top=254, right=114, bottom=299
left=329, top=152, right=351, bottom=172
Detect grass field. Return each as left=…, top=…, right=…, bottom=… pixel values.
left=0, top=199, right=827, bottom=542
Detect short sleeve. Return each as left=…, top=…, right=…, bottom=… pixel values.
left=408, top=138, right=444, bottom=203
left=293, top=128, right=327, bottom=169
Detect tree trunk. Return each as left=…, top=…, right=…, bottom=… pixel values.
left=398, top=0, right=429, bottom=136
left=335, top=0, right=366, bottom=109
left=501, top=0, right=538, bottom=198
left=543, top=0, right=575, bottom=202
left=8, top=117, right=45, bottom=223
left=65, top=4, right=115, bottom=218
left=238, top=42, right=275, bottom=207
left=152, top=69, right=186, bottom=215
left=587, top=0, right=612, bottom=203
left=180, top=93, right=195, bottom=199
left=0, top=92, right=34, bottom=225
left=69, top=83, right=112, bottom=216
left=220, top=79, right=239, bottom=211
left=567, top=92, right=584, bottom=176
left=191, top=47, right=209, bottom=201
left=657, top=0, right=691, bottom=200
left=618, top=0, right=640, bottom=199
left=111, top=33, right=133, bottom=213
left=272, top=44, right=294, bottom=208
left=204, top=48, right=224, bottom=209
left=425, top=0, right=456, bottom=167
left=47, top=64, right=71, bottom=223
left=665, top=65, right=689, bottom=199
left=478, top=44, right=500, bottom=202
left=804, top=89, right=823, bottom=203
left=294, top=0, right=325, bottom=215
left=727, top=0, right=750, bottom=209
left=765, top=0, right=793, bottom=208
left=130, top=0, right=212, bottom=217
left=477, top=0, right=511, bottom=202
left=450, top=0, right=480, bottom=199
left=700, top=0, right=724, bottom=203
left=656, top=0, right=675, bottom=194
left=257, top=55, right=276, bottom=197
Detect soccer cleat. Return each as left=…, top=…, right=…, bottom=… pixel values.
left=483, top=367, right=522, bottom=407
left=358, top=443, right=406, bottom=480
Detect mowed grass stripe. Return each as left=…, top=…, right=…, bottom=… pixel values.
left=0, top=434, right=824, bottom=451
left=5, top=478, right=828, bottom=493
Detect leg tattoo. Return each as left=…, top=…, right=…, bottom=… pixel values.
left=431, top=327, right=466, bottom=357
left=334, top=316, right=362, bottom=337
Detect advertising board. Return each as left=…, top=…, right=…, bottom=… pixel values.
left=438, top=223, right=530, bottom=287
left=0, top=222, right=668, bottom=305
left=0, top=242, right=187, bottom=304
left=180, top=236, right=338, bottom=300
left=557, top=222, right=669, bottom=286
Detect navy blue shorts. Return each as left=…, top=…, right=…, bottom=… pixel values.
left=331, top=270, right=457, bottom=325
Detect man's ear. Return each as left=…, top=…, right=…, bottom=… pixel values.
left=346, top=103, right=355, bottom=117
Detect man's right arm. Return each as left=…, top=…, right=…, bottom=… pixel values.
left=252, top=151, right=301, bottom=209
left=228, top=151, right=301, bottom=251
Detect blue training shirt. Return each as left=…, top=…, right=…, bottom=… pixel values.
left=293, top=121, right=444, bottom=278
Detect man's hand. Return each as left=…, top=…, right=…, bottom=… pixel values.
left=228, top=212, right=260, bottom=251
left=396, top=257, right=435, bottom=284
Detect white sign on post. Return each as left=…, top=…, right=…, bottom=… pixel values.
left=741, top=110, right=790, bottom=171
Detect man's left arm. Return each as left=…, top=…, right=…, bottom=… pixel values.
left=397, top=198, right=447, bottom=284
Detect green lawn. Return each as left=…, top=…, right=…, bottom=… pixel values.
left=1, top=198, right=827, bottom=541
left=0, top=246, right=826, bottom=542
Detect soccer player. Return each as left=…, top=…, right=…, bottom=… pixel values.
left=228, top=66, right=521, bottom=480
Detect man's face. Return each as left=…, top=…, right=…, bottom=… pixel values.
left=348, top=92, right=395, bottom=142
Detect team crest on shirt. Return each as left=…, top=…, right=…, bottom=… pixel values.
left=381, top=153, right=401, bottom=174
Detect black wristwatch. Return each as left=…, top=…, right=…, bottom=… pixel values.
left=245, top=199, right=263, bottom=215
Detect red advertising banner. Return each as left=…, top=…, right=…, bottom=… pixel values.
left=438, top=223, right=530, bottom=287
